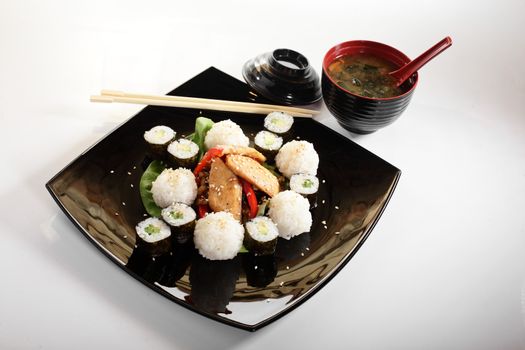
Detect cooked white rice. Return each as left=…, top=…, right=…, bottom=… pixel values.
left=289, top=174, right=319, bottom=195
left=144, top=125, right=176, bottom=145
left=245, top=216, right=279, bottom=242
left=275, top=140, right=319, bottom=178
left=268, top=190, right=312, bottom=239
left=135, top=217, right=171, bottom=243
left=264, top=112, right=294, bottom=134
left=151, top=168, right=197, bottom=208
left=161, top=203, right=196, bottom=227
left=193, top=211, right=244, bottom=260
left=167, top=139, right=199, bottom=160
left=204, top=119, right=249, bottom=150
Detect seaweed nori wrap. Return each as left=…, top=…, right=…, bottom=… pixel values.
left=242, top=253, right=277, bottom=288
left=161, top=203, right=196, bottom=244
left=189, top=255, right=241, bottom=314
left=143, top=125, right=176, bottom=160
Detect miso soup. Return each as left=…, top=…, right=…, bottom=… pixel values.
left=327, top=54, right=404, bottom=98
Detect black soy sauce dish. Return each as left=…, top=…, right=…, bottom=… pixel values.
left=242, top=48, right=322, bottom=105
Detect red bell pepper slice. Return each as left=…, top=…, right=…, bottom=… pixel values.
left=241, top=179, right=258, bottom=219
left=197, top=204, right=208, bottom=218
left=193, top=147, right=223, bottom=177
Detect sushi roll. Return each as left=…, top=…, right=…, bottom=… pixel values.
left=167, top=139, right=199, bottom=169
left=275, top=140, right=319, bottom=178
left=144, top=125, right=176, bottom=159
left=189, top=254, right=241, bottom=313
left=156, top=240, right=193, bottom=287
left=135, top=217, right=172, bottom=256
left=268, top=190, right=312, bottom=240
left=244, top=216, right=279, bottom=255
left=151, top=168, right=197, bottom=208
left=289, top=173, right=319, bottom=207
left=242, top=253, right=277, bottom=288
left=126, top=247, right=168, bottom=283
left=204, top=119, right=249, bottom=149
left=264, top=112, right=294, bottom=139
left=253, top=130, right=283, bottom=162
left=161, top=203, right=197, bottom=244
left=289, top=173, right=319, bottom=195
left=193, top=211, right=244, bottom=260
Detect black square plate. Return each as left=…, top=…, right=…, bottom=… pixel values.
left=46, top=67, right=400, bottom=331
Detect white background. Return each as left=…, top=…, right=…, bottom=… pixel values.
left=1, top=0, right=525, bottom=349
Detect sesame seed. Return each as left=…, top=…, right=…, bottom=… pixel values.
left=335, top=231, right=340, bottom=235
left=322, top=179, right=326, bottom=183
left=279, top=282, right=284, bottom=287
left=306, top=247, right=310, bottom=251
left=130, top=184, right=134, bottom=188
left=123, top=235, right=127, bottom=239
left=321, top=220, right=327, bottom=225
left=254, top=265, right=258, bottom=270
left=301, top=252, right=304, bottom=256
left=286, top=266, right=289, bottom=270
left=122, top=202, right=126, bottom=206
left=335, top=205, right=339, bottom=209
left=127, top=172, right=131, bottom=175
left=322, top=200, right=326, bottom=204
left=324, top=225, right=328, bottom=229
left=115, top=212, right=119, bottom=216
left=110, top=170, right=114, bottom=174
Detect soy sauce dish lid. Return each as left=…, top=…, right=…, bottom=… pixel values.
left=242, top=48, right=322, bottom=105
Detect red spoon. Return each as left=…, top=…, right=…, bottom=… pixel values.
left=389, top=36, right=452, bottom=87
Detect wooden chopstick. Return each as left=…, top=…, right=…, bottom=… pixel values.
left=90, top=89, right=318, bottom=117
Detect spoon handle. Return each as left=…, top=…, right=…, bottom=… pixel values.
left=390, top=36, right=452, bottom=87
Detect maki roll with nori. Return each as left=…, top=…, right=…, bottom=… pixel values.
left=144, top=125, right=176, bottom=159
left=167, top=139, right=199, bottom=169
left=189, top=254, right=241, bottom=314
left=244, top=216, right=279, bottom=255
left=289, top=173, right=319, bottom=207
left=253, top=130, right=283, bottom=162
left=157, top=241, right=194, bottom=287
left=126, top=247, right=169, bottom=283
left=264, top=111, right=294, bottom=139
left=161, top=203, right=196, bottom=244
left=242, top=253, right=277, bottom=288
left=135, top=217, right=172, bottom=256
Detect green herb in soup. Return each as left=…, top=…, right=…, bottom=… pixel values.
left=327, top=54, right=403, bottom=98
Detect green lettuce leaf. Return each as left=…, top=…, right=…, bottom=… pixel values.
left=139, top=160, right=166, bottom=217
left=190, top=116, right=214, bottom=159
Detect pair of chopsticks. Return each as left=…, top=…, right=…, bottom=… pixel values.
left=90, top=90, right=318, bottom=117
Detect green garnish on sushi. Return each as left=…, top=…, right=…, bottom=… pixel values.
left=302, top=179, right=314, bottom=188
left=144, top=224, right=161, bottom=235
left=256, top=221, right=269, bottom=235
left=170, top=211, right=184, bottom=220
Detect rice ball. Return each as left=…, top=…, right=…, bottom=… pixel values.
left=268, top=190, right=312, bottom=239
left=151, top=168, right=197, bottom=208
left=204, top=119, right=249, bottom=150
left=193, top=212, right=244, bottom=260
left=275, top=140, right=319, bottom=178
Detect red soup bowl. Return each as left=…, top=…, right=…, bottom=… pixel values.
left=322, top=40, right=418, bottom=134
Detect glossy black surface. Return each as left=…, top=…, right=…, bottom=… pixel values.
left=46, top=67, right=401, bottom=331
left=242, top=49, right=322, bottom=105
